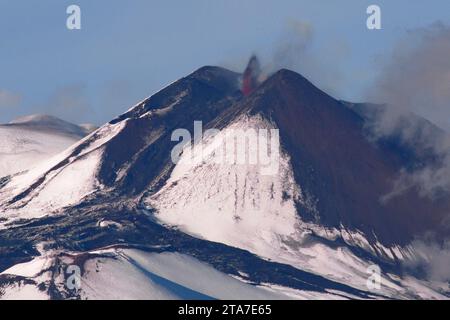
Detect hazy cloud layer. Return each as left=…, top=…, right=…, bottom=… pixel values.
left=38, top=84, right=94, bottom=124
left=0, top=89, right=22, bottom=109
left=367, top=23, right=450, bottom=199
left=368, top=22, right=450, bottom=133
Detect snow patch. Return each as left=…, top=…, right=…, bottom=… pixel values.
left=0, top=126, right=79, bottom=178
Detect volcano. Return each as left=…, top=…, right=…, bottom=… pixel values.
left=0, top=65, right=449, bottom=299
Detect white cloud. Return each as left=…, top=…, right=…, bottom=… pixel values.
left=366, top=22, right=450, bottom=199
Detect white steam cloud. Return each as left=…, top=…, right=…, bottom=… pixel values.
left=407, top=237, right=450, bottom=282
left=367, top=23, right=450, bottom=199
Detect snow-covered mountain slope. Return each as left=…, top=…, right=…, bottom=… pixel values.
left=9, top=114, right=95, bottom=137
left=147, top=113, right=306, bottom=261
left=0, top=245, right=352, bottom=300
left=0, top=115, right=95, bottom=178
left=0, top=121, right=125, bottom=222
left=145, top=113, right=448, bottom=299
left=0, top=67, right=240, bottom=223
left=1, top=65, right=449, bottom=300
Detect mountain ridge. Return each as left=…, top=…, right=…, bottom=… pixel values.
left=1, top=65, right=450, bottom=299
left=6, top=114, right=96, bottom=138
left=2, top=66, right=449, bottom=245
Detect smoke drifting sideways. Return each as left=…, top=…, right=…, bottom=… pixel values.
left=405, top=236, right=450, bottom=283
left=367, top=23, right=450, bottom=283
left=367, top=23, right=450, bottom=200
left=269, top=20, right=349, bottom=98
left=226, top=20, right=348, bottom=99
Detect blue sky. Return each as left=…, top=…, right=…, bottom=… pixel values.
left=1, top=0, right=449, bottom=125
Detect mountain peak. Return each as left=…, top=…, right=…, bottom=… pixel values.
left=2, top=61, right=450, bottom=300
left=263, top=68, right=333, bottom=99
left=271, top=68, right=301, bottom=78
left=7, top=114, right=94, bottom=137
left=244, top=68, right=347, bottom=124
left=188, top=65, right=240, bottom=93
left=10, top=114, right=62, bottom=125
